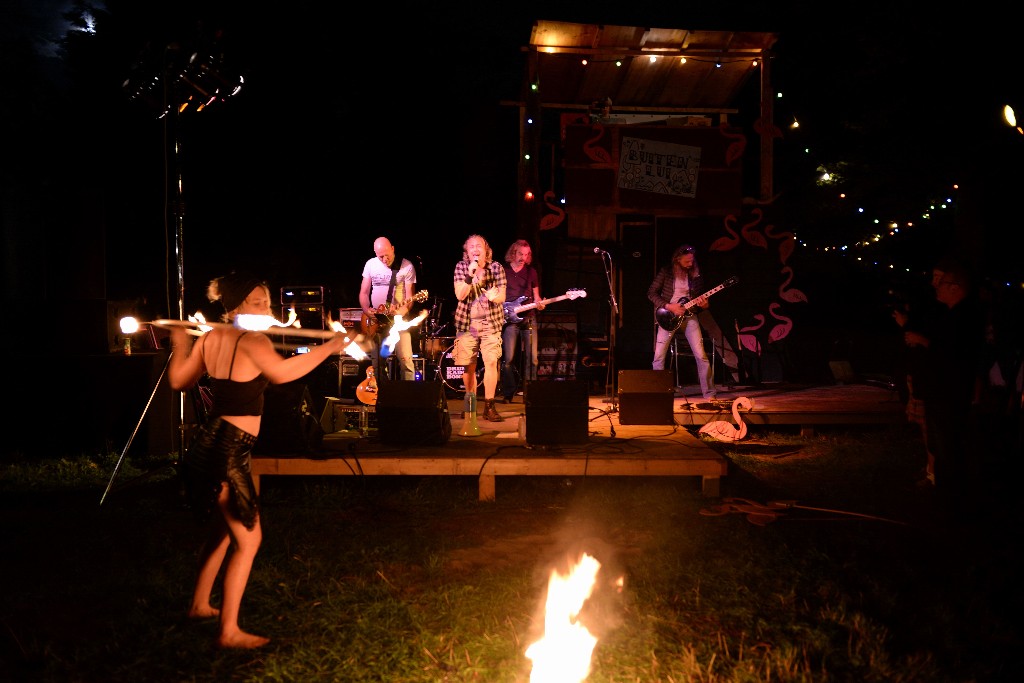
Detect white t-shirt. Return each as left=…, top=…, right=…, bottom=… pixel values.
left=361, top=256, right=417, bottom=309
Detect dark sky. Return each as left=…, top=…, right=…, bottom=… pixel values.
left=3, top=1, right=1022, bottom=323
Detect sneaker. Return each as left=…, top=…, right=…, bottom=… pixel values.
left=502, top=396, right=513, bottom=404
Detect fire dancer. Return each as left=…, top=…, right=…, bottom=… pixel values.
left=168, top=271, right=349, bottom=649
left=453, top=234, right=507, bottom=421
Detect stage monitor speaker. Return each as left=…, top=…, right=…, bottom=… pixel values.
left=617, top=370, right=674, bottom=425
left=525, top=380, right=589, bottom=445
left=376, top=380, right=451, bottom=446
left=254, top=382, right=324, bottom=454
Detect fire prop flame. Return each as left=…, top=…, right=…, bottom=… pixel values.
left=525, top=553, right=603, bottom=683
left=381, top=310, right=429, bottom=354
left=329, top=320, right=368, bottom=359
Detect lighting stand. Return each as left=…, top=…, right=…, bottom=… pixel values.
left=599, top=251, right=619, bottom=410
left=99, top=351, right=175, bottom=506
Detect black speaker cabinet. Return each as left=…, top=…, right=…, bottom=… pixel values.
left=376, top=380, right=452, bottom=446
left=617, top=370, right=674, bottom=425
left=254, top=382, right=324, bottom=454
left=525, top=380, right=589, bottom=445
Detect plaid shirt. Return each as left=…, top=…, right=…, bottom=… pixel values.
left=453, top=259, right=507, bottom=332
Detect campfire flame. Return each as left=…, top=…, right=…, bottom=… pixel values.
left=526, top=552, right=602, bottom=682
left=381, top=310, right=429, bottom=353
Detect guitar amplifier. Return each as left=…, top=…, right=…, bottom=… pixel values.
left=337, top=308, right=363, bottom=334
left=617, top=370, right=675, bottom=425
left=337, top=357, right=370, bottom=402
left=280, top=286, right=324, bottom=305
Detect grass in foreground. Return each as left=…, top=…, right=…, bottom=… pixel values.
left=1, top=425, right=1021, bottom=682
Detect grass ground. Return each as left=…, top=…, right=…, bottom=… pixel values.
left=1, top=423, right=1021, bottom=682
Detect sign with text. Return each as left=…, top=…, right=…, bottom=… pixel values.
left=618, top=136, right=701, bottom=198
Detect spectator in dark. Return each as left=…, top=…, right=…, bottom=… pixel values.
left=906, top=259, right=986, bottom=519
left=891, top=264, right=948, bottom=487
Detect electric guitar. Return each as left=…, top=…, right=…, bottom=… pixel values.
left=503, top=288, right=587, bottom=324
left=361, top=290, right=429, bottom=336
left=655, top=276, right=739, bottom=332
left=355, top=366, right=378, bottom=406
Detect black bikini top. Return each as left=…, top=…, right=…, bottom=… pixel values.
left=207, top=332, right=270, bottom=417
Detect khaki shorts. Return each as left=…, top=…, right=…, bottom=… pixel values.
left=454, top=320, right=501, bottom=366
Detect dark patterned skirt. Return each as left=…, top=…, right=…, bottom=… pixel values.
left=181, top=417, right=260, bottom=530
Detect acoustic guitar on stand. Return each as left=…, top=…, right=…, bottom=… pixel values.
left=355, top=366, right=378, bottom=406
left=503, top=288, right=587, bottom=324
left=655, top=276, right=739, bottom=332
left=360, top=290, right=429, bottom=336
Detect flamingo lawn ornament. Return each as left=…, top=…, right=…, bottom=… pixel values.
left=699, top=396, right=754, bottom=442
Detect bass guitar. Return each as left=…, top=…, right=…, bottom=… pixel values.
left=361, top=289, right=429, bottom=336
left=503, top=288, right=587, bottom=324
left=655, top=276, right=739, bottom=332
left=355, top=366, right=378, bottom=406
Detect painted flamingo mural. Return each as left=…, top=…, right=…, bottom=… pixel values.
left=582, top=123, right=611, bottom=163
left=777, top=266, right=808, bottom=303
left=710, top=214, right=741, bottom=252
left=740, top=208, right=768, bottom=249
left=539, top=190, right=566, bottom=231
left=766, top=302, right=793, bottom=343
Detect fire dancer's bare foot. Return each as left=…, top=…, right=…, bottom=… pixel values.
left=188, top=605, right=220, bottom=620
left=216, top=631, right=270, bottom=649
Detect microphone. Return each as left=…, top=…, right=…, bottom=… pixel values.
left=593, top=247, right=606, bottom=254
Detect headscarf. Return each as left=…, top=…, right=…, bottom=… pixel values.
left=210, top=271, right=264, bottom=313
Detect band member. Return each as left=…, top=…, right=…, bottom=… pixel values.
left=359, top=236, right=417, bottom=380
left=501, top=239, right=544, bottom=403
left=453, top=234, right=507, bottom=421
left=647, top=244, right=716, bottom=400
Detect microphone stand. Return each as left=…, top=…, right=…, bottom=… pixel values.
left=598, top=251, right=619, bottom=410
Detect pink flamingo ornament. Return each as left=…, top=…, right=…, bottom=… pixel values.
left=699, top=396, right=754, bottom=442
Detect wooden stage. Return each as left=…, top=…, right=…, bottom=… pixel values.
left=251, top=381, right=906, bottom=501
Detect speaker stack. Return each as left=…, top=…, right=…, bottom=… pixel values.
left=525, top=380, right=589, bottom=445
left=617, top=370, right=675, bottom=425
left=376, top=380, right=452, bottom=446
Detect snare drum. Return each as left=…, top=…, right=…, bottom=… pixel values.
left=422, top=336, right=454, bottom=364
left=438, top=344, right=484, bottom=394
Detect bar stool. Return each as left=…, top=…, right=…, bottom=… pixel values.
left=668, top=332, right=716, bottom=391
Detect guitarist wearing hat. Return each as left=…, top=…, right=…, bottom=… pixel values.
left=359, top=236, right=418, bottom=380
left=647, top=244, right=716, bottom=400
